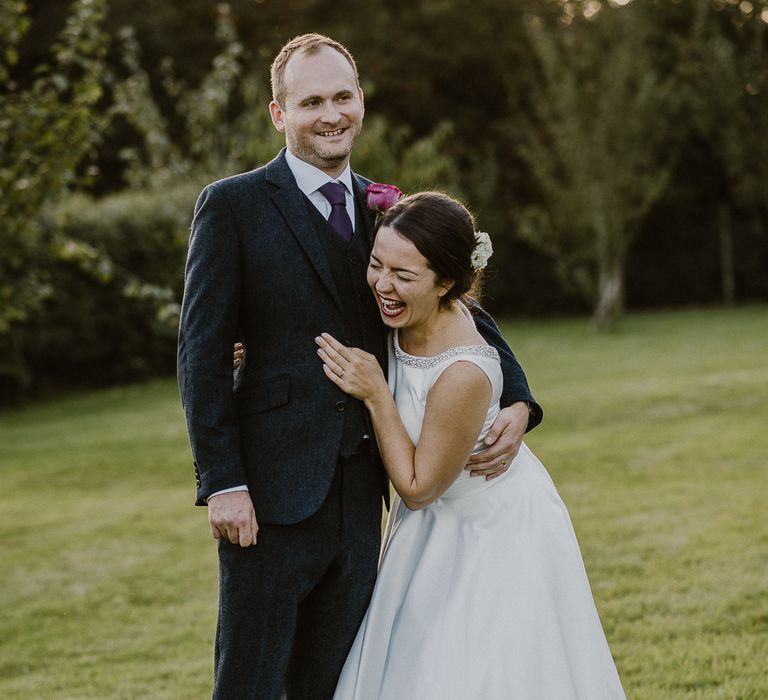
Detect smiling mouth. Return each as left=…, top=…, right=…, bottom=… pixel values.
left=318, top=128, right=346, bottom=137
left=378, top=295, right=406, bottom=317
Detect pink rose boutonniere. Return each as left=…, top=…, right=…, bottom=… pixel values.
left=366, top=182, right=404, bottom=214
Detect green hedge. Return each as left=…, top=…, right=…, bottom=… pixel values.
left=0, top=184, right=200, bottom=403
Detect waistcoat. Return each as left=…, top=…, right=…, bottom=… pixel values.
left=304, top=197, right=386, bottom=457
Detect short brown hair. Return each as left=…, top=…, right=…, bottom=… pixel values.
left=270, top=33, right=360, bottom=107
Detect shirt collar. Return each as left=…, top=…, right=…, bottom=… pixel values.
left=285, top=148, right=354, bottom=198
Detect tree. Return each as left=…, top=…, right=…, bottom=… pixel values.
left=0, top=0, right=108, bottom=334
left=677, top=0, right=768, bottom=304
left=0, top=0, right=109, bottom=393
left=518, top=1, right=677, bottom=328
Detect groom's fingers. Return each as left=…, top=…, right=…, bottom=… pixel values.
left=465, top=442, right=513, bottom=473
left=250, top=513, right=259, bottom=546
left=208, top=491, right=259, bottom=547
left=468, top=462, right=509, bottom=478
left=211, top=523, right=239, bottom=544
left=235, top=513, right=259, bottom=548
left=466, top=439, right=505, bottom=466
left=233, top=526, right=248, bottom=546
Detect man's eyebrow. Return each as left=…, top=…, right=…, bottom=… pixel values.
left=297, top=89, right=353, bottom=106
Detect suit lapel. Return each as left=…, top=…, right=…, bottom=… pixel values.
left=267, top=151, right=343, bottom=310
left=352, top=173, right=375, bottom=249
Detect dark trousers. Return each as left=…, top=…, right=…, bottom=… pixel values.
left=212, top=452, right=383, bottom=700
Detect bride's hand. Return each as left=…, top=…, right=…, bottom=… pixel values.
left=316, top=333, right=387, bottom=402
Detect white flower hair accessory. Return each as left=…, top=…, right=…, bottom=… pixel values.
left=471, top=231, right=493, bottom=271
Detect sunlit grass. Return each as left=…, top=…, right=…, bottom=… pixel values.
left=516, top=305, right=768, bottom=699
left=1, top=305, right=766, bottom=698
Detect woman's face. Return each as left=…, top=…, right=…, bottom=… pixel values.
left=367, top=225, right=452, bottom=329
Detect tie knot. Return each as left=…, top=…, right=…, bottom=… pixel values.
left=319, top=181, right=347, bottom=207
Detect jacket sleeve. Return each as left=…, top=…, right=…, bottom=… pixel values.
left=470, top=302, right=543, bottom=433
left=177, top=183, right=247, bottom=504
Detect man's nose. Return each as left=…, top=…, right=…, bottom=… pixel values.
left=319, top=101, right=341, bottom=122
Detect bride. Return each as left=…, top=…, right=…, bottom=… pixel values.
left=316, top=192, right=626, bottom=699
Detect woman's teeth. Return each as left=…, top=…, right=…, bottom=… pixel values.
left=380, top=296, right=405, bottom=317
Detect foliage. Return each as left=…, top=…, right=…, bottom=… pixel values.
left=353, top=118, right=460, bottom=196
left=519, top=2, right=678, bottom=328
left=1, top=306, right=766, bottom=697
left=0, top=185, right=198, bottom=400
left=0, top=0, right=109, bottom=334
left=0, top=0, right=112, bottom=397
left=677, top=2, right=768, bottom=227
left=109, top=4, right=283, bottom=189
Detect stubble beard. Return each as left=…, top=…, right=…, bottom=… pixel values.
left=290, top=122, right=362, bottom=173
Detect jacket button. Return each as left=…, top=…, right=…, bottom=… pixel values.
left=349, top=255, right=359, bottom=265
left=335, top=401, right=346, bottom=412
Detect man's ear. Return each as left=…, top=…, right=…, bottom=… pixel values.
left=269, top=101, right=285, bottom=133
left=358, top=87, right=365, bottom=117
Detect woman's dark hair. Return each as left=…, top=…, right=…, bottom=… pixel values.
left=375, top=191, right=482, bottom=307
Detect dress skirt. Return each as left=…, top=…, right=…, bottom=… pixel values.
left=333, top=443, right=625, bottom=700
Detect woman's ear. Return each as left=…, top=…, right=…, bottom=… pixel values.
left=437, top=279, right=455, bottom=297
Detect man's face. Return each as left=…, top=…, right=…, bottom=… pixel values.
left=270, top=46, right=364, bottom=176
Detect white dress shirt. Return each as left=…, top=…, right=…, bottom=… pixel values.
left=284, top=147, right=356, bottom=231
left=207, top=149, right=357, bottom=502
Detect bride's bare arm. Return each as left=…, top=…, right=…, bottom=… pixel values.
left=369, top=363, right=490, bottom=509
left=316, top=333, right=491, bottom=510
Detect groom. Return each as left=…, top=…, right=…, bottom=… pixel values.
left=178, top=33, right=542, bottom=699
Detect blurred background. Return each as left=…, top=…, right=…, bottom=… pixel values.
left=1, top=0, right=766, bottom=403
left=2, top=2, right=767, bottom=697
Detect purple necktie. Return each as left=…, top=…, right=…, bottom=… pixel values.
left=318, top=182, right=353, bottom=242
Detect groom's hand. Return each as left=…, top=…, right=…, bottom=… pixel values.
left=466, top=402, right=529, bottom=480
left=208, top=491, right=259, bottom=547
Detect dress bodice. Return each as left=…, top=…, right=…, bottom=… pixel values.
left=387, top=330, right=503, bottom=498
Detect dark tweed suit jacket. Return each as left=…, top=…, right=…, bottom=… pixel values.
left=178, top=149, right=541, bottom=526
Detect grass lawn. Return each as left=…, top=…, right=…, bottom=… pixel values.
left=1, top=305, right=766, bottom=698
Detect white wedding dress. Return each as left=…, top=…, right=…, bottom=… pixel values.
left=333, top=331, right=625, bottom=700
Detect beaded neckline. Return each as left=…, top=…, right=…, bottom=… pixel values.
left=394, top=330, right=499, bottom=369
